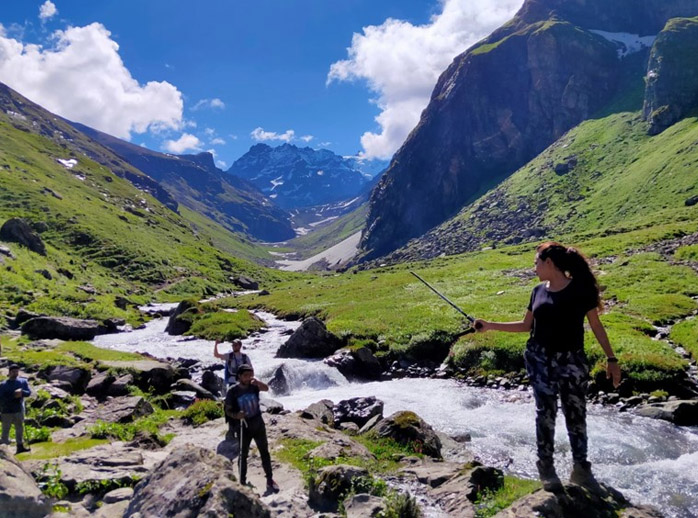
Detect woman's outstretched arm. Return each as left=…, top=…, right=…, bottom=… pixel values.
left=475, top=310, right=534, bottom=333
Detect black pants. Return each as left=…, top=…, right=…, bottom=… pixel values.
left=239, top=417, right=272, bottom=484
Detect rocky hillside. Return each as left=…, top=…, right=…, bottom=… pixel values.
left=359, top=0, right=698, bottom=261
left=228, top=143, right=371, bottom=209
left=70, top=123, right=295, bottom=243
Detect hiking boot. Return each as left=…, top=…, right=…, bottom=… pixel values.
left=570, top=461, right=599, bottom=488
left=15, top=444, right=31, bottom=454
left=536, top=460, right=562, bottom=492
left=266, top=479, right=279, bottom=493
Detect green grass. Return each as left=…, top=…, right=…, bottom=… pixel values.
left=185, top=307, right=266, bottom=341
left=670, top=318, right=698, bottom=359
left=474, top=476, right=541, bottom=517
left=180, top=399, right=223, bottom=426
left=88, top=408, right=180, bottom=442
left=17, top=437, right=109, bottom=461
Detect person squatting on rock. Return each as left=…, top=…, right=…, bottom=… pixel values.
left=475, top=242, right=621, bottom=492
left=214, top=339, right=252, bottom=387
left=224, top=364, right=279, bottom=493
left=0, top=364, right=32, bottom=454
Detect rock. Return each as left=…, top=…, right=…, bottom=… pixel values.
left=338, top=422, right=360, bottom=434
left=45, top=365, right=91, bottom=394
left=301, top=399, right=335, bottom=425
left=171, top=379, right=215, bottom=400
left=344, top=493, right=386, bottom=518
left=268, top=365, right=290, bottom=395
left=400, top=460, right=464, bottom=489
left=634, top=400, right=698, bottom=426
left=0, top=218, right=46, bottom=255
left=164, top=300, right=197, bottom=336
left=103, top=487, right=134, bottom=504
left=56, top=267, right=74, bottom=279
left=95, top=396, right=154, bottom=423
left=100, top=360, right=175, bottom=393
left=85, top=371, right=116, bottom=398
left=99, top=317, right=126, bottom=334
left=114, top=296, right=132, bottom=310
left=325, top=346, right=383, bottom=381
left=170, top=391, right=198, bottom=408
left=106, top=374, right=133, bottom=397
left=372, top=411, right=442, bottom=459
left=22, top=316, right=102, bottom=340
left=34, top=268, right=52, bottom=280
left=277, top=317, right=343, bottom=359
left=358, top=414, right=382, bottom=435
left=124, top=445, right=270, bottom=518
left=333, top=396, right=384, bottom=428
left=307, top=437, right=372, bottom=463
left=0, top=445, right=52, bottom=517
left=260, top=397, right=284, bottom=414
left=431, top=464, right=503, bottom=515
left=491, top=482, right=655, bottom=518
left=232, top=276, right=259, bottom=290
left=200, top=370, right=225, bottom=397
left=309, top=464, right=369, bottom=512
left=686, top=195, right=698, bottom=207
left=11, top=308, right=40, bottom=329
left=0, top=245, right=14, bottom=258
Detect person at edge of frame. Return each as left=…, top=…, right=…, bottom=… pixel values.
left=474, top=241, right=621, bottom=492
left=214, top=339, right=252, bottom=387
left=0, top=363, right=32, bottom=454
left=224, top=364, right=279, bottom=493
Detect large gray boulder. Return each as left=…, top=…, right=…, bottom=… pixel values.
left=634, top=400, right=698, bottom=426
left=99, top=360, right=175, bottom=393
left=45, top=365, right=92, bottom=394
left=22, top=316, right=101, bottom=340
left=276, top=317, right=343, bottom=359
left=301, top=399, right=335, bottom=426
left=124, top=445, right=270, bottom=518
left=325, top=346, right=383, bottom=381
left=0, top=218, right=46, bottom=255
left=373, top=411, right=442, bottom=459
left=309, top=464, right=369, bottom=512
left=0, top=445, right=52, bottom=518
left=333, top=396, right=384, bottom=429
left=165, top=300, right=197, bottom=336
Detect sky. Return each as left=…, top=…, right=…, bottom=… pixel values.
left=0, top=0, right=522, bottom=170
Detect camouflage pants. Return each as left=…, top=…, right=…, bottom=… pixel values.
left=524, top=340, right=589, bottom=465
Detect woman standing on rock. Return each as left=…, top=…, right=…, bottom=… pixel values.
left=475, top=242, right=621, bottom=491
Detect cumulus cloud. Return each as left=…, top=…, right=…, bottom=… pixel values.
left=0, top=22, right=183, bottom=139
left=251, top=127, right=296, bottom=143
left=300, top=135, right=314, bottom=143
left=192, top=98, right=225, bottom=111
left=210, top=137, right=225, bottom=145
left=39, top=1, right=58, bottom=21
left=163, top=133, right=202, bottom=153
left=328, top=0, right=522, bottom=159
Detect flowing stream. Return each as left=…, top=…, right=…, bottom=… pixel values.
left=93, top=308, right=698, bottom=518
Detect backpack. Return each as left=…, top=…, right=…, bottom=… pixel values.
left=224, top=353, right=251, bottom=386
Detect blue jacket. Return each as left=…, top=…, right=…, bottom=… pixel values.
left=0, top=377, right=31, bottom=414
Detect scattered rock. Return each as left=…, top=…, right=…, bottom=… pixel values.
left=201, top=370, right=226, bottom=397
left=45, top=365, right=92, bottom=394
left=344, top=493, right=386, bottom=518
left=164, top=300, right=197, bottom=336
left=372, top=411, right=442, bottom=459
left=94, top=396, right=154, bottom=423
left=12, top=308, right=40, bottom=329
left=301, top=399, right=335, bottom=425
left=268, top=365, right=290, bottom=395
left=333, top=396, right=384, bottom=429
left=0, top=445, right=52, bottom=518
left=325, top=346, right=383, bottom=381
left=634, top=400, right=698, bottom=426
left=232, top=275, right=259, bottom=290
left=309, top=464, right=369, bottom=512
left=0, top=218, right=46, bottom=255
left=103, top=487, right=134, bottom=504
left=22, top=316, right=102, bottom=341
left=171, top=379, right=215, bottom=400
left=0, top=245, right=14, bottom=258
left=99, top=360, right=175, bottom=393
left=34, top=268, right=52, bottom=280
left=277, top=317, right=343, bottom=359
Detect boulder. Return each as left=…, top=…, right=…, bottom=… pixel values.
left=309, top=464, right=369, bottom=512
left=100, top=360, right=175, bottom=393
left=124, top=445, right=270, bottom=518
left=45, top=365, right=92, bottom=394
left=103, top=487, right=134, bottom=504
left=171, top=379, right=215, bottom=400
left=429, top=463, right=502, bottom=515
left=277, top=317, right=343, bottom=359
left=0, top=445, right=52, bottom=518
left=325, top=346, right=383, bottom=381
left=301, top=399, right=335, bottom=426
left=333, top=396, right=384, bottom=429
left=344, top=493, right=386, bottom=518
left=232, top=275, right=259, bottom=290
left=0, top=245, right=14, bottom=258
left=22, top=316, right=102, bottom=341
left=11, top=308, right=40, bottom=329
left=201, top=370, right=226, bottom=397
left=634, top=400, right=698, bottom=426
left=95, top=396, right=154, bottom=423
left=0, top=218, right=46, bottom=255
left=106, top=374, right=133, bottom=397
left=268, top=365, right=290, bottom=395
left=85, top=371, right=116, bottom=398
left=260, top=397, right=284, bottom=415
left=372, top=411, right=442, bottom=459
left=164, top=300, right=197, bottom=336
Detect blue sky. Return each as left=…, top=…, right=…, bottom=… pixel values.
left=0, top=0, right=521, bottom=169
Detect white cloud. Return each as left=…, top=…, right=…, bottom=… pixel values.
left=216, top=160, right=227, bottom=169
left=204, top=127, right=215, bottom=136
left=210, top=137, right=225, bottom=145
left=39, top=1, right=58, bottom=21
left=0, top=22, right=183, bottom=139
left=192, top=98, right=225, bottom=111
left=250, top=127, right=295, bottom=143
left=163, top=133, right=202, bottom=153
left=328, top=0, right=522, bottom=159
left=300, top=135, right=314, bottom=143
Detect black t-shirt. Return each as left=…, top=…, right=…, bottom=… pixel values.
left=527, top=280, right=597, bottom=353
left=224, top=383, right=262, bottom=422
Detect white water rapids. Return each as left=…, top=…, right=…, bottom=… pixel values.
left=93, top=307, right=698, bottom=518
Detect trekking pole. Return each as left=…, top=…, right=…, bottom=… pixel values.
left=238, top=417, right=247, bottom=482
left=410, top=271, right=482, bottom=330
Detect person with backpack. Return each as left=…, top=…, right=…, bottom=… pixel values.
left=475, top=242, right=621, bottom=492
left=224, top=364, right=278, bottom=493
left=0, top=364, right=32, bottom=454
left=214, top=339, right=252, bottom=387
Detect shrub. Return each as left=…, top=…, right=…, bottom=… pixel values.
left=181, top=399, right=223, bottom=426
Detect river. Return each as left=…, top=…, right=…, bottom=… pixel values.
left=93, top=307, right=698, bottom=518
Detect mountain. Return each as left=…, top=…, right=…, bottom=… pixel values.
left=0, top=84, right=287, bottom=326
left=70, top=123, right=295, bottom=242
left=359, top=0, right=698, bottom=261
left=227, top=143, right=371, bottom=209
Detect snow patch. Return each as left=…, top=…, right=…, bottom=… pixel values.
left=269, top=194, right=278, bottom=199
left=6, top=110, right=27, bottom=121
left=294, top=227, right=310, bottom=236
left=317, top=170, right=324, bottom=176
left=589, top=30, right=656, bottom=58
left=270, top=176, right=284, bottom=190
left=57, top=158, right=78, bottom=169
left=309, top=216, right=339, bottom=227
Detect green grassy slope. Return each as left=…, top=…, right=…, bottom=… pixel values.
left=0, top=117, right=291, bottom=325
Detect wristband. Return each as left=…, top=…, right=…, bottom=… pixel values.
left=606, top=357, right=618, bottom=363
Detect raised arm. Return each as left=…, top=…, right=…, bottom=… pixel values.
left=586, top=309, right=621, bottom=387
left=213, top=340, right=225, bottom=360
left=251, top=378, right=269, bottom=392
left=475, top=310, right=534, bottom=333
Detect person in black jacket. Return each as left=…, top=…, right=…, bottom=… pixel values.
left=0, top=364, right=32, bottom=454
left=475, top=242, right=621, bottom=491
left=224, top=364, right=278, bottom=493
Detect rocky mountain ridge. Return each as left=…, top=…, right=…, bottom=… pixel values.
left=359, top=0, right=698, bottom=261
